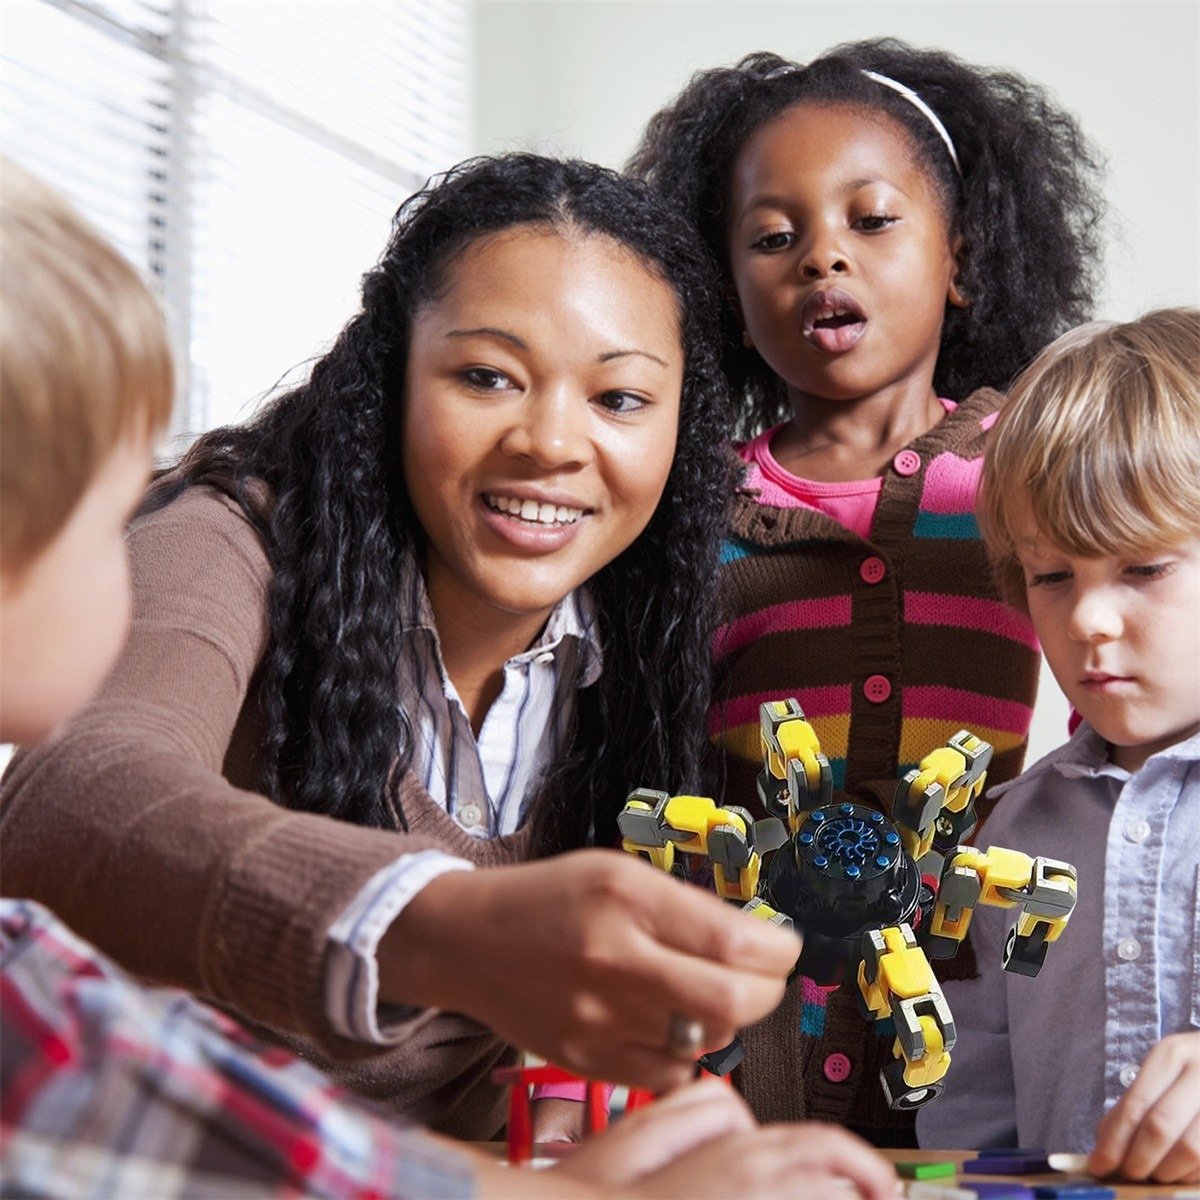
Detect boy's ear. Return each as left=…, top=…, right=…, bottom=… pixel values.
left=947, top=235, right=969, bottom=309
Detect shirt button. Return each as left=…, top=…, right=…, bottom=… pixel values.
left=1125, top=818, right=1151, bottom=844
left=892, top=449, right=922, bottom=477
left=1117, top=937, right=1141, bottom=961
left=458, top=804, right=483, bottom=829
left=859, top=556, right=886, bottom=585
left=823, top=1053, right=852, bottom=1082
left=533, top=651, right=555, bottom=665
left=863, top=674, right=892, bottom=703
left=1119, top=1062, right=1139, bottom=1088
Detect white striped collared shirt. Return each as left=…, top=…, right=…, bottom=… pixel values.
left=324, top=564, right=603, bottom=1042
left=397, top=561, right=603, bottom=838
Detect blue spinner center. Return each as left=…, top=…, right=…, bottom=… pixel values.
left=815, top=816, right=880, bottom=866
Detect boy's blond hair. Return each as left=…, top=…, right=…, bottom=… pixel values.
left=980, top=308, right=1200, bottom=609
left=1, top=160, right=173, bottom=576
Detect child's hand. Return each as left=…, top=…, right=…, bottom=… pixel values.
left=531, top=1096, right=588, bottom=1144
left=557, top=1078, right=898, bottom=1199
left=1088, top=1031, right=1200, bottom=1183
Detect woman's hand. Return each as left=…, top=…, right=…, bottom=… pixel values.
left=382, top=849, right=799, bottom=1093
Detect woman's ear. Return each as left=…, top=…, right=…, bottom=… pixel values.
left=948, top=235, right=969, bottom=309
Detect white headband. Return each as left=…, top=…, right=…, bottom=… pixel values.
left=861, top=70, right=962, bottom=177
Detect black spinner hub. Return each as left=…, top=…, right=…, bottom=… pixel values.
left=765, top=802, right=921, bottom=984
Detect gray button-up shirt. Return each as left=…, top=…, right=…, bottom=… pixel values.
left=918, top=723, right=1200, bottom=1152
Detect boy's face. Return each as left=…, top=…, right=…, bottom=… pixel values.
left=0, top=436, right=153, bottom=744
left=1016, top=513, right=1200, bottom=773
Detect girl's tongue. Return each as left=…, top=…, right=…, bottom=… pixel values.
left=802, top=289, right=868, bottom=354
left=806, top=311, right=867, bottom=354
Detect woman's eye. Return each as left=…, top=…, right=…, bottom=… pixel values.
left=1125, top=562, right=1174, bottom=581
left=595, top=390, right=648, bottom=415
left=750, top=231, right=794, bottom=252
left=854, top=214, right=897, bottom=232
left=462, top=366, right=513, bottom=391
left=1029, top=570, right=1071, bottom=588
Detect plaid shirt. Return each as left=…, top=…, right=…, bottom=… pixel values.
left=0, top=898, right=474, bottom=1199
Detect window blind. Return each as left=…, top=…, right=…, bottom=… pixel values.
left=1, top=0, right=471, bottom=434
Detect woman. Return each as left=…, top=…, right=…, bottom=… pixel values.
left=0, top=155, right=798, bottom=1139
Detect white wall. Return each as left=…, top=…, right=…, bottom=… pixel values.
left=472, top=0, right=1199, bottom=766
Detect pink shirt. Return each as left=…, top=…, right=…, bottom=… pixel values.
left=739, top=400, right=958, bottom=537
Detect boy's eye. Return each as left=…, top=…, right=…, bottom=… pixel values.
left=1124, top=562, right=1173, bottom=581
left=1028, top=570, right=1071, bottom=588
left=853, top=214, right=897, bottom=232
left=750, top=231, right=794, bottom=252
left=595, top=390, right=648, bottom=415
left=462, top=366, right=514, bottom=391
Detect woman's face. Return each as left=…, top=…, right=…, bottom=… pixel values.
left=403, top=226, right=684, bottom=636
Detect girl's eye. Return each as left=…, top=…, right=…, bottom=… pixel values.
left=1029, top=570, right=1071, bottom=588
left=1125, top=562, right=1174, bottom=581
left=854, top=214, right=897, bottom=232
left=462, top=366, right=514, bottom=391
left=595, top=390, right=648, bottom=415
left=750, top=231, right=794, bottom=252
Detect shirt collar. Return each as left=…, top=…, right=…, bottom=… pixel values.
left=399, top=557, right=602, bottom=687
left=1052, top=720, right=1200, bottom=782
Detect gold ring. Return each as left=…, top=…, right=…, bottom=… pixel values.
left=666, top=1011, right=705, bottom=1060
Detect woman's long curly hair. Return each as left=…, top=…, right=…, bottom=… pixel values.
left=142, top=155, right=733, bottom=854
left=628, top=39, right=1107, bottom=437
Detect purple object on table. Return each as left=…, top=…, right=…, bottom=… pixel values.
left=981, top=1148, right=1048, bottom=1157
left=1032, top=1184, right=1116, bottom=1199
left=965, top=1153, right=1052, bottom=1175
left=962, top=1184, right=1037, bottom=1200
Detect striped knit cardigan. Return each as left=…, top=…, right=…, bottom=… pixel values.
left=710, top=387, right=1041, bottom=1143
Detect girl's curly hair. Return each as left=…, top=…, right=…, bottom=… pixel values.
left=628, top=39, right=1107, bottom=436
left=142, top=154, right=733, bottom=855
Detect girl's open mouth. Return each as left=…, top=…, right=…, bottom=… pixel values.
left=801, top=288, right=868, bottom=354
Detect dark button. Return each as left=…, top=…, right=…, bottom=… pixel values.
left=823, top=1052, right=852, bottom=1082
left=863, top=674, right=892, bottom=703
left=859, top=556, right=886, bottom=584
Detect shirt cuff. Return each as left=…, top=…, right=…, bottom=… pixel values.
left=325, top=850, right=474, bottom=1043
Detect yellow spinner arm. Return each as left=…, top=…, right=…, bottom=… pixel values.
left=927, top=845, right=1078, bottom=976
left=617, top=788, right=787, bottom=903
left=756, top=698, right=832, bottom=834
left=894, top=730, right=993, bottom=860
left=857, top=924, right=956, bottom=1110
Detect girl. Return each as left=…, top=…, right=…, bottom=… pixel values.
left=0, top=154, right=802, bottom=1140
left=627, top=40, right=1106, bottom=1143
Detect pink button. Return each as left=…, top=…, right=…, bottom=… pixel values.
left=893, top=449, right=921, bottom=476
left=859, top=556, right=886, bottom=584
left=823, top=1053, right=852, bottom=1083
left=863, top=674, right=892, bottom=703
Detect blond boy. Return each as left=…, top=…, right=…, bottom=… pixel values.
left=0, top=162, right=896, bottom=1200
left=918, top=309, right=1200, bottom=1185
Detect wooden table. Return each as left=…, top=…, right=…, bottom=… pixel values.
left=881, top=1149, right=1194, bottom=1198
left=478, top=1144, right=1195, bottom=1198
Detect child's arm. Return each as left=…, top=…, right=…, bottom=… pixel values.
left=531, top=1094, right=590, bottom=1143
left=547, top=1078, right=899, bottom=1200
left=1087, top=1031, right=1200, bottom=1184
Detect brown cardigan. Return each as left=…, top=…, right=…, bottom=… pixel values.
left=0, top=486, right=534, bottom=1139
